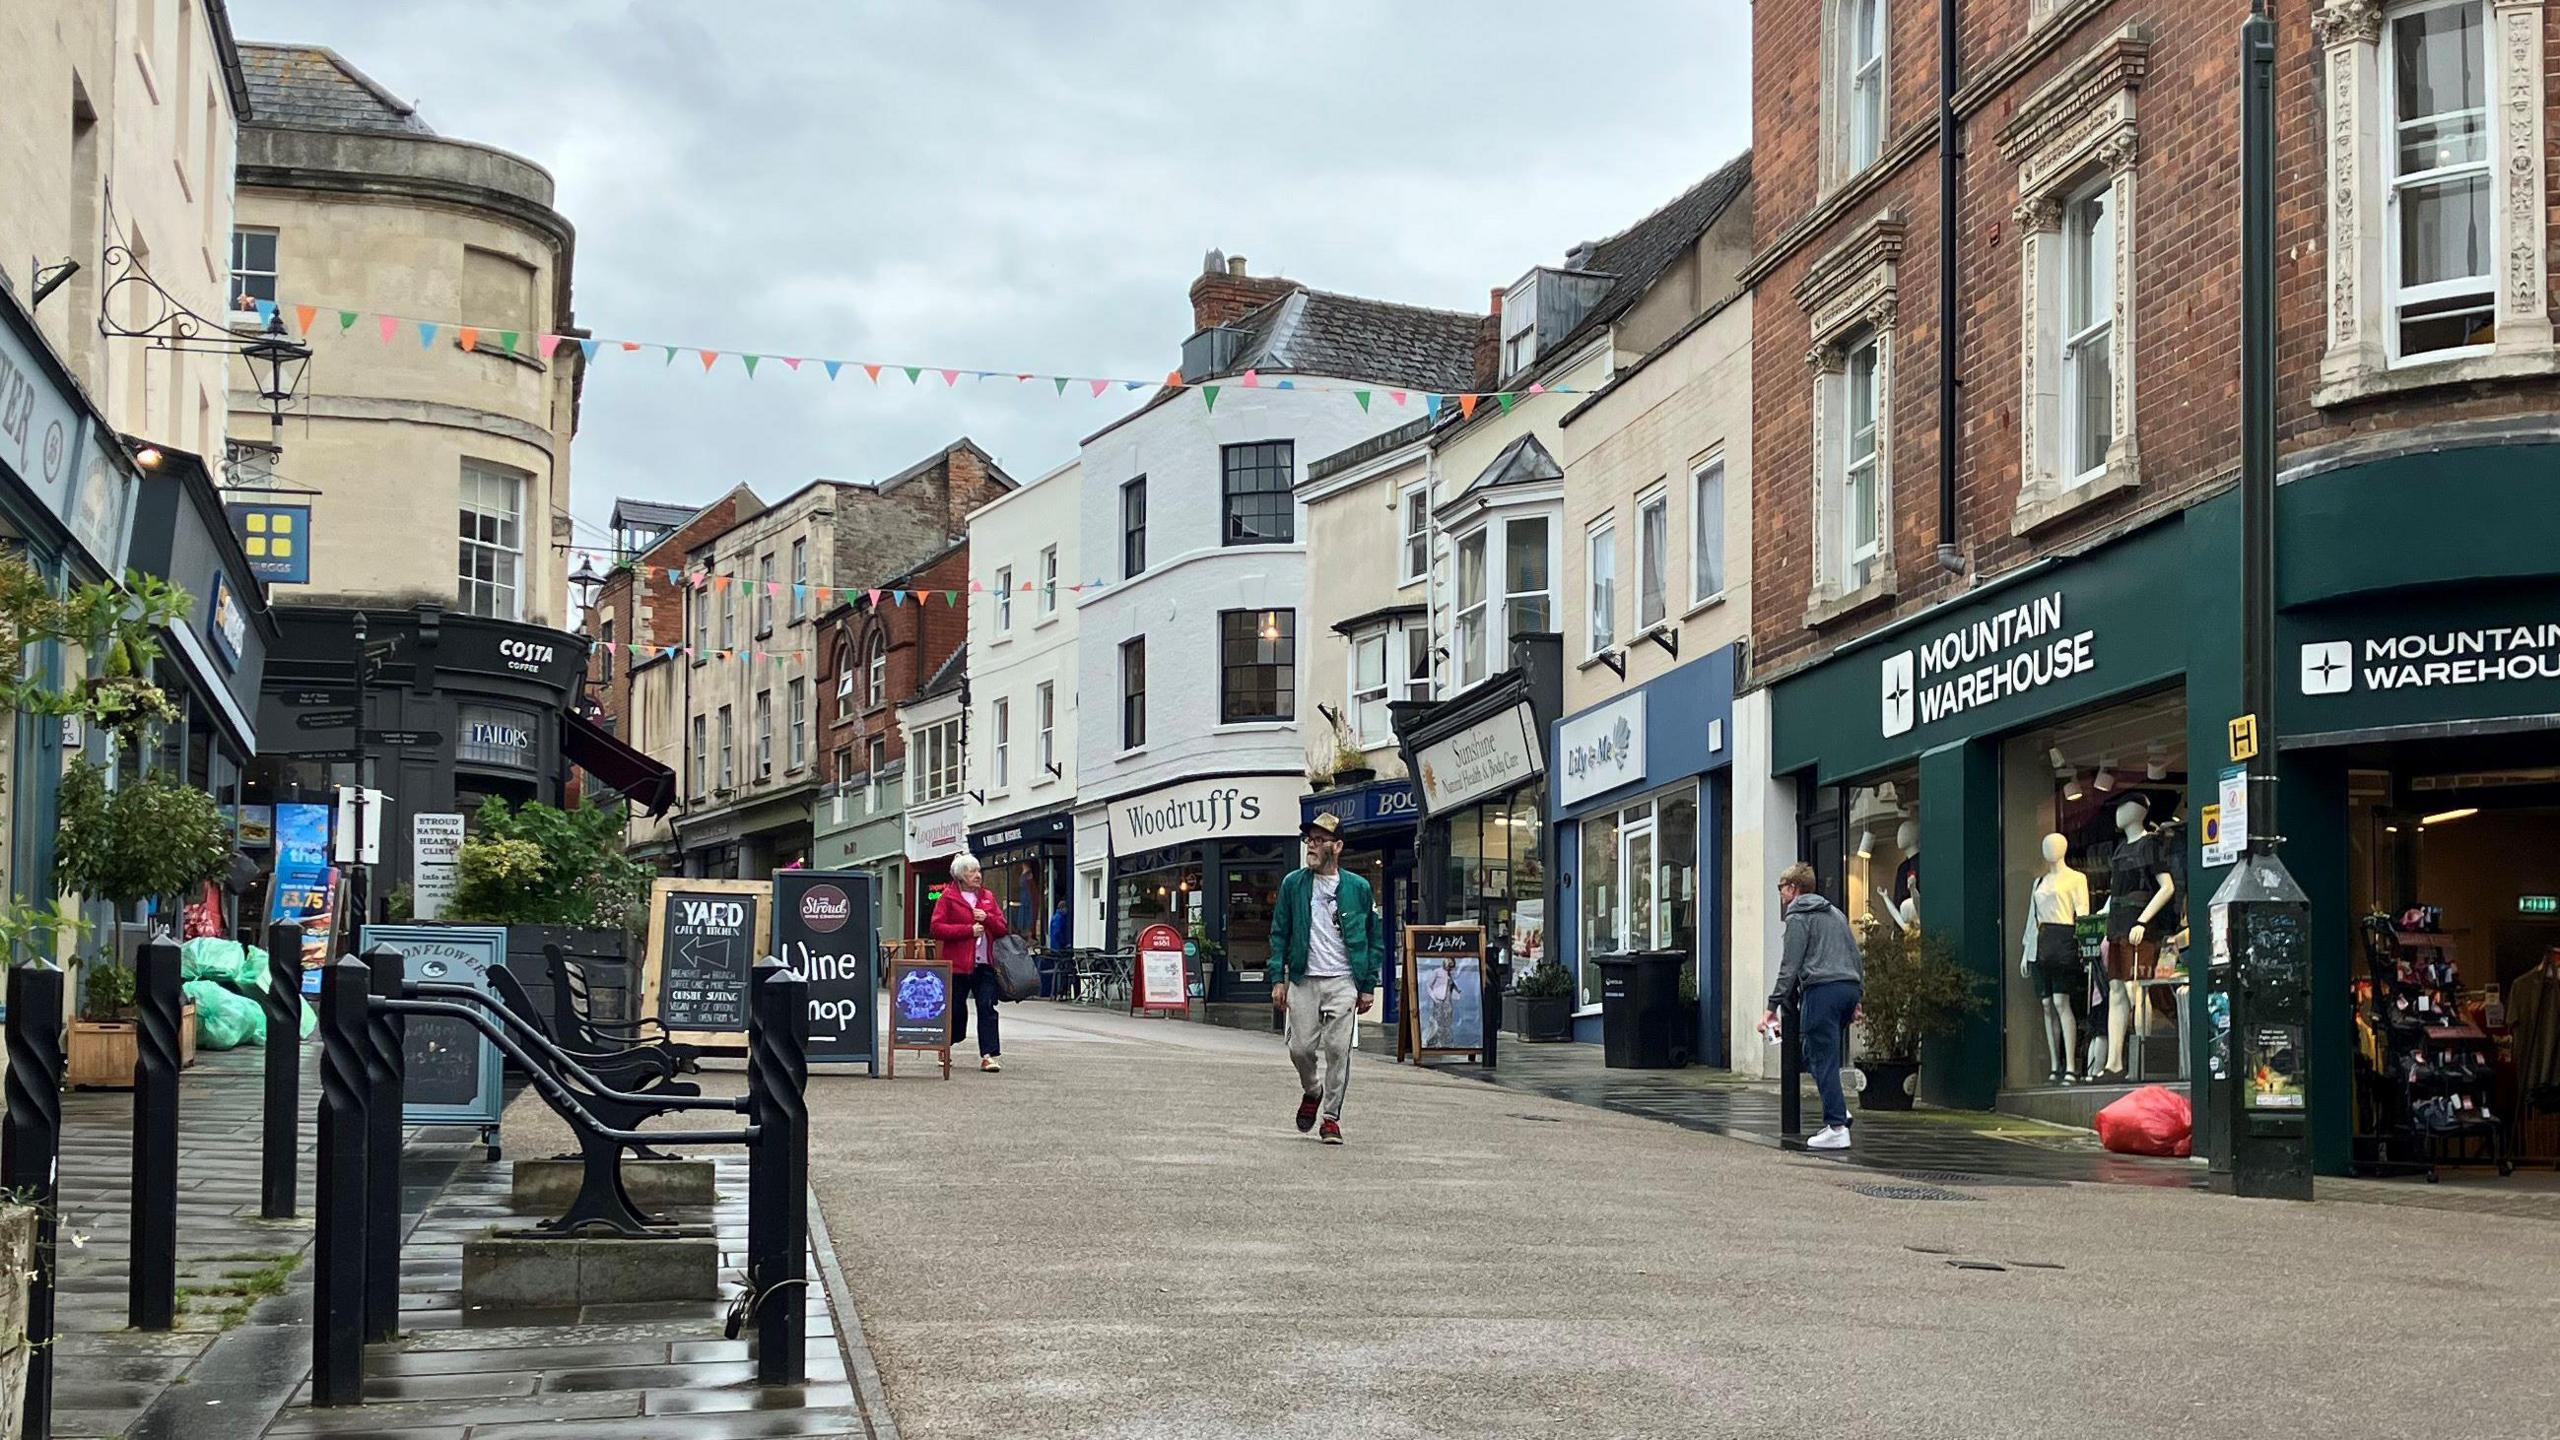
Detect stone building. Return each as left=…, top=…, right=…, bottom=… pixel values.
left=1745, top=0, right=2559, bottom=1174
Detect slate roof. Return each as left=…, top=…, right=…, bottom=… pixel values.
left=1223, top=289, right=1484, bottom=394
left=610, top=497, right=699, bottom=531
left=237, top=43, right=433, bottom=134
left=919, top=643, right=968, bottom=700
left=1454, top=433, right=1564, bottom=502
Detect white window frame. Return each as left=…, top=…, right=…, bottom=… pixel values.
left=756, top=553, right=775, bottom=635
left=1836, top=333, right=1884, bottom=593
left=1035, top=680, right=1056, bottom=777
left=2382, top=0, right=2496, bottom=365
left=1586, top=515, right=1618, bottom=657
left=914, top=718, right=964, bottom=804
left=717, top=706, right=735, bottom=790
left=1635, top=485, right=1670, bottom=631
left=1847, top=0, right=1886, bottom=173
left=787, top=678, right=807, bottom=770
left=2317, top=0, right=2551, bottom=404
left=1037, top=546, right=1059, bottom=617
left=1454, top=529, right=1490, bottom=687
left=1502, top=275, right=1539, bottom=376
left=1450, top=512, right=1557, bottom=687
left=456, top=460, right=525, bottom=621
left=994, top=565, right=1013, bottom=634
left=991, top=697, right=1011, bottom=792
left=2003, top=34, right=2143, bottom=526
left=1120, top=637, right=1147, bottom=751
left=229, top=226, right=276, bottom=310
left=836, top=664, right=856, bottom=720
left=691, top=714, right=708, bottom=797
left=1398, top=483, right=1430, bottom=586
left=1403, top=623, right=1431, bottom=702
left=1796, top=213, right=1903, bottom=622
left=1691, top=455, right=1727, bottom=607
left=1502, top=514, right=1553, bottom=654
left=866, top=736, right=888, bottom=813
left=789, top=539, right=808, bottom=621
left=719, top=569, right=737, bottom=650
left=2058, top=179, right=2117, bottom=485
left=754, top=689, right=773, bottom=778
left=693, top=570, right=711, bottom=657
left=1350, top=628, right=1393, bottom=746
left=867, top=641, right=886, bottom=709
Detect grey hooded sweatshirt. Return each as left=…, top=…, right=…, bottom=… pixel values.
left=1769, top=892, right=1863, bottom=1009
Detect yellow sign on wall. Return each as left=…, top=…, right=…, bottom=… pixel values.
left=2228, top=714, right=2260, bottom=763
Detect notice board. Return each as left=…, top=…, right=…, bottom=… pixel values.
left=884, top=941, right=952, bottom=1080
left=773, top=869, right=879, bottom=1072
left=637, top=878, right=771, bottom=1047
left=362, top=923, right=507, bottom=1128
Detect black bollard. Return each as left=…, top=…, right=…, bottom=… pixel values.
left=360, top=944, right=405, bottom=1344
left=312, top=957, right=371, bottom=1408
left=261, top=921, right=305, bottom=1219
left=747, top=963, right=809, bottom=1386
left=5, top=963, right=66, bottom=1440
left=128, top=939, right=183, bottom=1330
left=1778, top=994, right=1804, bottom=1138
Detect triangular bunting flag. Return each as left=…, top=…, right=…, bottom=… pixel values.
left=419, top=322, right=440, bottom=348
left=863, top=363, right=883, bottom=383
left=293, top=305, right=317, bottom=334
left=1241, top=369, right=1260, bottom=388
left=622, top=341, right=643, bottom=352
left=823, top=360, right=842, bottom=380
left=1390, top=390, right=1408, bottom=406
left=698, top=350, right=720, bottom=371
left=903, top=366, right=922, bottom=384
left=1275, top=379, right=1294, bottom=390
left=1458, top=394, right=1479, bottom=420
left=458, top=327, right=479, bottom=353
left=379, top=315, right=398, bottom=343
left=1526, top=381, right=1546, bottom=395
left=663, top=346, right=679, bottom=365
left=945, top=590, right=960, bottom=606
left=1125, top=380, right=1145, bottom=391
left=579, top=339, right=600, bottom=362
left=338, top=310, right=359, bottom=332
left=941, top=368, right=960, bottom=386
left=538, top=334, right=561, bottom=358
left=1054, top=377, right=1070, bottom=395
left=1495, top=392, right=1515, bottom=413
left=1090, top=379, right=1110, bottom=397
left=970, top=579, right=984, bottom=592
left=1164, top=369, right=1183, bottom=388
left=1068, top=583, right=1084, bottom=593
left=742, top=354, right=761, bottom=377
left=501, top=330, right=521, bottom=354
left=1202, top=385, right=1220, bottom=412
left=781, top=357, right=802, bottom=371
left=867, top=589, right=881, bottom=607
left=1354, top=391, right=1372, bottom=412
left=254, top=299, right=277, bottom=328
left=1424, top=394, right=1442, bottom=421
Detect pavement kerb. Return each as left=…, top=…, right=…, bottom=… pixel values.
left=807, top=1179, right=900, bottom=1440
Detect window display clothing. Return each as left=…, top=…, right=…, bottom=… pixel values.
left=2512, top=959, right=2560, bottom=1096
left=2105, top=830, right=2172, bottom=941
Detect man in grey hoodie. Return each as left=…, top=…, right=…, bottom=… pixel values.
left=1763, top=862, right=1864, bottom=1150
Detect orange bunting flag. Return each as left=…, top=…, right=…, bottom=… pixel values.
left=457, top=327, right=479, bottom=353
left=862, top=364, right=882, bottom=383
left=698, top=350, right=720, bottom=371
left=1457, top=393, right=1479, bottom=420
left=294, top=305, right=318, bottom=335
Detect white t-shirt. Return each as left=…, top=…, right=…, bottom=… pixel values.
left=1306, top=872, right=1351, bottom=978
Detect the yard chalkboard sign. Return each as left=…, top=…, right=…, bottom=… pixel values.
left=362, top=924, right=508, bottom=1128
left=772, top=870, right=878, bottom=1072
left=637, top=878, right=771, bottom=1048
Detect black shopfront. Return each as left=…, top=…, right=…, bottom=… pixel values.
left=969, top=807, right=1074, bottom=948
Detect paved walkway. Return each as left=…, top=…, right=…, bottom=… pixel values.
left=809, top=1002, right=2560, bottom=1439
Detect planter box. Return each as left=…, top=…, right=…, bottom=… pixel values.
left=1857, top=1058, right=1920, bottom=1110
left=67, top=1002, right=198, bottom=1090
left=1508, top=993, right=1575, bottom=1042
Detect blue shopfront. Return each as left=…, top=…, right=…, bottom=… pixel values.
left=1549, top=645, right=1737, bottom=1060
left=1302, top=775, right=1421, bottom=1025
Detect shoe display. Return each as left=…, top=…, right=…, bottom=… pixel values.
left=1295, top=1094, right=1320, bottom=1133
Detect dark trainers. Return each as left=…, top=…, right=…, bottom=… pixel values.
left=1295, top=1094, right=1320, bottom=1133
left=1319, top=1118, right=1343, bottom=1145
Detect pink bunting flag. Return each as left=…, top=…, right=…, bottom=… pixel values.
left=1089, top=379, right=1110, bottom=397
left=378, top=315, right=398, bottom=343
left=941, top=369, right=961, bottom=386
left=1526, top=381, right=1546, bottom=395
left=970, top=579, right=984, bottom=592
left=1390, top=390, right=1408, bottom=406
left=1241, top=369, right=1261, bottom=388
left=867, top=589, right=881, bottom=607
left=538, top=334, right=562, bottom=359
left=781, top=356, right=803, bottom=371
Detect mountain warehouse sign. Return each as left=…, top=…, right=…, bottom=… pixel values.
left=1883, top=590, right=2095, bottom=738
left=2301, top=625, right=2560, bottom=695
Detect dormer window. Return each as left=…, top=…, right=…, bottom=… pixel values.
left=1502, top=276, right=1539, bottom=375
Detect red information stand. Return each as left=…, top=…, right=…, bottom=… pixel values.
left=1133, top=922, right=1189, bottom=1016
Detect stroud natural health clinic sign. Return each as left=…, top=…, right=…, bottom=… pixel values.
left=1882, top=591, right=2095, bottom=739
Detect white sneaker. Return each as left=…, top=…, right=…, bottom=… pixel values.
left=1807, top=1125, right=1853, bottom=1150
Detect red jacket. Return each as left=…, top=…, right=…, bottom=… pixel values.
left=930, top=884, right=1007, bottom=973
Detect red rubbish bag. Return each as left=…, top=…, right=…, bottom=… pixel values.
left=2095, top=1084, right=2193, bottom=1158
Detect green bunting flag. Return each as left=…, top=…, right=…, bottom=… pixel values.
left=499, top=330, right=520, bottom=354
left=1054, top=376, right=1069, bottom=395
left=1354, top=391, right=1372, bottom=412
left=337, top=310, right=359, bottom=331
left=1202, top=385, right=1219, bottom=412
left=742, top=354, right=761, bottom=378
left=1495, top=391, right=1515, bottom=413
left=904, top=366, right=922, bottom=384
left=663, top=346, right=679, bottom=365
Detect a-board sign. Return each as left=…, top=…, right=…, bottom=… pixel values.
left=885, top=942, right=952, bottom=1079
left=773, top=869, right=879, bottom=1071
left=1403, top=924, right=1487, bottom=1059
left=637, top=878, right=771, bottom=1046
left=363, top=924, right=507, bottom=1129
left=1134, top=922, right=1188, bottom=1013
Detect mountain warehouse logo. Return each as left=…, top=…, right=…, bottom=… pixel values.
left=2303, top=627, right=2560, bottom=695
left=1880, top=591, right=2094, bottom=738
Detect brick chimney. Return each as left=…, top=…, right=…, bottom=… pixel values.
left=1474, top=287, right=1505, bottom=393
left=1189, top=251, right=1299, bottom=332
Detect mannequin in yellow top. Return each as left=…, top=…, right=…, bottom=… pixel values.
left=2021, top=832, right=2091, bottom=1084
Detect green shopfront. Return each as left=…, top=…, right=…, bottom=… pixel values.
left=1770, top=439, right=2560, bottom=1180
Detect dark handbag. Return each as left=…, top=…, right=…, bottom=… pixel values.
left=991, top=934, right=1040, bottom=1001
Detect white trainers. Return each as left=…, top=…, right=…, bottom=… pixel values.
left=1807, top=1125, right=1853, bottom=1150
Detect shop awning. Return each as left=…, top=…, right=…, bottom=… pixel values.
left=560, top=708, right=678, bottom=817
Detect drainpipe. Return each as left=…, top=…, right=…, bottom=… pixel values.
left=1935, top=0, right=1964, bottom=574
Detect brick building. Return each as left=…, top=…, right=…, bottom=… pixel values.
left=810, top=541, right=972, bottom=940
left=1745, top=0, right=2557, bottom=1175
left=582, top=484, right=765, bottom=740
left=666, top=440, right=1012, bottom=879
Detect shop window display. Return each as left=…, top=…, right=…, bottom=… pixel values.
left=1841, top=771, right=1920, bottom=937
left=1575, top=785, right=1701, bottom=1008
left=1445, top=786, right=1546, bottom=976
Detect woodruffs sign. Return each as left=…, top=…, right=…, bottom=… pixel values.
left=1883, top=590, right=2096, bottom=738
left=1108, top=774, right=1303, bottom=855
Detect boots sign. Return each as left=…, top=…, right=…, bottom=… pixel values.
left=772, top=870, right=879, bottom=1071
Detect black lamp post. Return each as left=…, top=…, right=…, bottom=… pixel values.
left=238, top=313, right=311, bottom=438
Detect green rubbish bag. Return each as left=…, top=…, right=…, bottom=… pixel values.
left=183, top=978, right=263, bottom=1049
left=179, top=938, right=270, bottom=990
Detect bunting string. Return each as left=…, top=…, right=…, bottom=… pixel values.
left=248, top=297, right=1582, bottom=414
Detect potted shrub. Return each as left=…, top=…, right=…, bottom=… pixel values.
left=1507, top=961, right=1575, bottom=1041
left=1851, top=920, right=1987, bottom=1110
left=56, top=762, right=231, bottom=1087
left=1329, top=737, right=1377, bottom=788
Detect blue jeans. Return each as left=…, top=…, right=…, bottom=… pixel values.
left=1800, top=980, right=1861, bottom=1131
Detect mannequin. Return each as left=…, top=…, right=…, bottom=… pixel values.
left=1873, top=820, right=1921, bottom=933
left=2099, top=794, right=2176, bottom=1078
left=2019, top=832, right=2090, bottom=1083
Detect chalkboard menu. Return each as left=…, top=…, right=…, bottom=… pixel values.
left=362, top=924, right=507, bottom=1128
left=641, top=879, right=769, bottom=1037
left=773, top=870, right=878, bottom=1070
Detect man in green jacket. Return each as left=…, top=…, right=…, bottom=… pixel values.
left=1270, top=812, right=1380, bottom=1144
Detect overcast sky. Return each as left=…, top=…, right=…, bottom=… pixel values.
left=229, top=2, right=1752, bottom=566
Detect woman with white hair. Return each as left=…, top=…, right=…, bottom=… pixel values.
left=929, top=851, right=1009, bottom=1071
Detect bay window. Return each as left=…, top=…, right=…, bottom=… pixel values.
left=1455, top=531, right=1489, bottom=687
left=1452, top=515, right=1557, bottom=688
